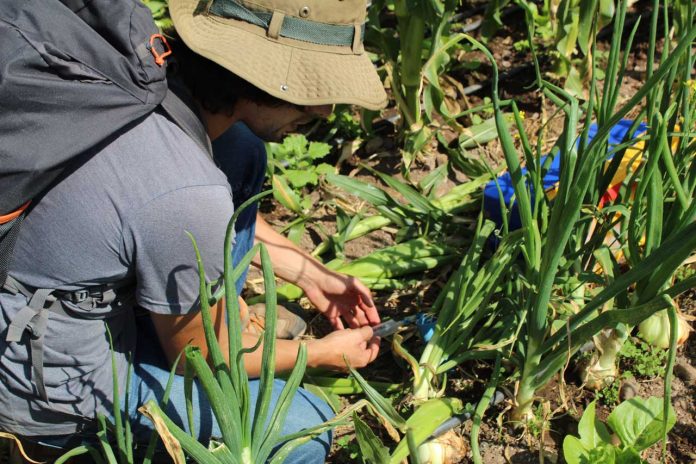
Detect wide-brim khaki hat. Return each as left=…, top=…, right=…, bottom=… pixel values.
left=169, top=0, right=388, bottom=110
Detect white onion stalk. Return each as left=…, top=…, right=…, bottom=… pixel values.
left=638, top=308, right=692, bottom=349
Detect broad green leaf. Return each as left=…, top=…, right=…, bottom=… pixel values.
left=286, top=221, right=305, bottom=245
left=314, top=163, right=335, bottom=176
left=307, top=142, right=331, bottom=159
left=284, top=169, right=318, bottom=188
left=353, top=413, right=390, bottom=464
left=302, top=383, right=342, bottom=413
left=577, top=0, right=597, bottom=55
left=326, top=173, right=392, bottom=207
left=598, top=0, right=615, bottom=26
left=562, top=436, right=590, bottom=464
left=607, top=397, right=676, bottom=451
left=586, top=444, right=617, bottom=463
left=283, top=134, right=309, bottom=157
left=458, top=117, right=500, bottom=149
left=578, top=401, right=612, bottom=448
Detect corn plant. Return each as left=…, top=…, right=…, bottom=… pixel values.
left=366, top=0, right=467, bottom=169
left=325, top=168, right=490, bottom=244
left=467, top=0, right=696, bottom=424
left=514, top=0, right=615, bottom=95
left=137, top=194, right=353, bottom=463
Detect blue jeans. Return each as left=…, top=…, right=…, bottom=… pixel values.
left=38, top=123, right=333, bottom=462
left=214, top=121, right=268, bottom=296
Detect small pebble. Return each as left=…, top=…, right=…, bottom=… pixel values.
left=620, top=377, right=639, bottom=401
left=365, top=136, right=383, bottom=154
left=674, top=359, right=696, bottom=384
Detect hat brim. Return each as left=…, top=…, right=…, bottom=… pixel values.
left=169, top=0, right=388, bottom=110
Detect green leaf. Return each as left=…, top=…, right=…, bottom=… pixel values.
left=286, top=221, right=306, bottom=246
left=389, top=398, right=463, bottom=464
left=578, top=401, right=612, bottom=448
left=307, top=142, right=331, bottom=159
left=272, top=175, right=303, bottom=214
left=607, top=397, right=676, bottom=451
left=284, top=134, right=309, bottom=157
left=348, top=365, right=406, bottom=430
left=285, top=169, right=318, bottom=188
left=353, top=413, right=390, bottom=464
left=587, top=444, right=617, bottom=463
left=326, top=173, right=392, bottom=207
left=577, top=0, right=598, bottom=55
left=302, top=383, right=342, bottom=413
left=458, top=116, right=500, bottom=149
left=615, top=447, right=645, bottom=464
left=563, top=435, right=591, bottom=464
left=314, top=163, right=335, bottom=176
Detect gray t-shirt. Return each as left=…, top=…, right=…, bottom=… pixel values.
left=0, top=112, right=233, bottom=436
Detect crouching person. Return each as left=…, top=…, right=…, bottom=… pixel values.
left=0, top=0, right=386, bottom=461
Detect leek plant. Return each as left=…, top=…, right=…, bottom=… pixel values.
left=468, top=0, right=696, bottom=422
left=137, top=195, right=352, bottom=463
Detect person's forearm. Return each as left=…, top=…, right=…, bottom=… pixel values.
left=253, top=214, right=327, bottom=289
left=242, top=333, right=327, bottom=377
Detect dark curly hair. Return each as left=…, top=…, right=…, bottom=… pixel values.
left=169, top=38, right=286, bottom=115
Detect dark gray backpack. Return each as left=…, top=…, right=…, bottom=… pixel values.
left=0, top=0, right=210, bottom=286
left=0, top=0, right=212, bottom=404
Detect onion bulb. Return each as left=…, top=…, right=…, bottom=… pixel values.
left=638, top=309, right=692, bottom=349
left=416, top=430, right=468, bottom=464
left=579, top=329, right=624, bottom=390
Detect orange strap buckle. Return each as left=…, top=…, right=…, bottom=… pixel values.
left=149, top=34, right=172, bottom=66
left=0, top=201, right=31, bottom=225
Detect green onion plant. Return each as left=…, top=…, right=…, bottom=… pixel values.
left=467, top=0, right=696, bottom=423
left=138, top=194, right=353, bottom=463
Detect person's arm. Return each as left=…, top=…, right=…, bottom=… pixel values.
left=150, top=297, right=380, bottom=376
left=253, top=214, right=380, bottom=330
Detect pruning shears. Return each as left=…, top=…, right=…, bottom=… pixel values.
left=371, top=313, right=436, bottom=340
left=371, top=315, right=418, bottom=337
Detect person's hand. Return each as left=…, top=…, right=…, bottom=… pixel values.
left=302, top=270, right=380, bottom=330
left=308, top=326, right=380, bottom=371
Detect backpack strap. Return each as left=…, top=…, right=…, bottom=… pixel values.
left=0, top=203, right=31, bottom=288
left=3, top=275, right=134, bottom=403
left=159, top=87, right=213, bottom=159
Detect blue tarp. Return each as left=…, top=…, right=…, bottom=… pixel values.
left=483, top=119, right=648, bottom=229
